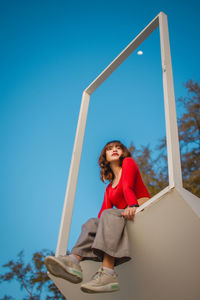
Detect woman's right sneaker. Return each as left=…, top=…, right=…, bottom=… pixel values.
left=44, top=255, right=83, bottom=283
left=80, top=267, right=120, bottom=293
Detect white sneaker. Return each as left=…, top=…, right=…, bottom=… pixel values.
left=80, top=267, right=120, bottom=293
left=44, top=255, right=83, bottom=283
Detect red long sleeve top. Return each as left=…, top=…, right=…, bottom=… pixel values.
left=98, top=157, right=150, bottom=218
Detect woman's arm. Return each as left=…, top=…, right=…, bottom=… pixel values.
left=122, top=157, right=140, bottom=207
left=98, top=186, right=113, bottom=218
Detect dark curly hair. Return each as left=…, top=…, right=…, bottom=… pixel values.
left=98, top=140, right=132, bottom=184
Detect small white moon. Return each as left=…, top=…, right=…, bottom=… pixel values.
left=137, top=50, right=143, bottom=55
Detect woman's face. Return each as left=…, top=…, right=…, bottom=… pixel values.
left=105, top=144, right=123, bottom=163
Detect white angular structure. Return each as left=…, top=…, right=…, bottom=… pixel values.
left=48, top=12, right=200, bottom=300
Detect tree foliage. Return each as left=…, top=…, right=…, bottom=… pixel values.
left=130, top=79, right=200, bottom=198
left=0, top=249, right=66, bottom=300
left=178, top=80, right=200, bottom=196
left=128, top=142, right=168, bottom=196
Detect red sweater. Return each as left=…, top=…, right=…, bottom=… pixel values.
left=98, top=157, right=150, bottom=218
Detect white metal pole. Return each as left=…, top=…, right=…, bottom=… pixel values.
left=56, top=91, right=90, bottom=256
left=158, top=12, right=182, bottom=188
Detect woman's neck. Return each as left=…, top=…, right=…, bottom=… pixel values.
left=110, top=161, right=122, bottom=179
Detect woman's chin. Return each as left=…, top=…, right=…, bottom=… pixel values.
left=110, top=157, right=120, bottom=162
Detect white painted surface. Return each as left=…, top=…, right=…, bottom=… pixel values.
left=51, top=188, right=200, bottom=300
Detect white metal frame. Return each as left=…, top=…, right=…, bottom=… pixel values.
left=56, top=12, right=183, bottom=256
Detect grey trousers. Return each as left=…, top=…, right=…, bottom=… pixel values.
left=71, top=208, right=131, bottom=266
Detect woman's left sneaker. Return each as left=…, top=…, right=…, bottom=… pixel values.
left=80, top=267, right=120, bottom=293
left=44, top=255, right=83, bottom=283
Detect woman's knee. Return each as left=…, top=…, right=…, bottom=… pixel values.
left=100, top=208, right=116, bottom=219
left=82, top=217, right=98, bottom=230
left=100, top=208, right=124, bottom=221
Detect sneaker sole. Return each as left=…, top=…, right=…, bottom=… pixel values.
left=44, top=257, right=82, bottom=284
left=81, top=283, right=120, bottom=293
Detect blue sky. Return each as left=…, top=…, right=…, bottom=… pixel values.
left=1, top=0, right=199, bottom=298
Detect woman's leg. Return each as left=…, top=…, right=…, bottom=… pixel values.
left=72, top=254, right=83, bottom=262
left=102, top=253, right=115, bottom=269
left=44, top=217, right=99, bottom=283
left=71, top=217, right=100, bottom=260
left=81, top=209, right=128, bottom=293
left=81, top=251, right=119, bottom=294
left=92, top=209, right=131, bottom=266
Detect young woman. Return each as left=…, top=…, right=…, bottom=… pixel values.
left=45, top=140, right=150, bottom=294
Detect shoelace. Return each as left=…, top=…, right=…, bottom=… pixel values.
left=91, top=268, right=105, bottom=281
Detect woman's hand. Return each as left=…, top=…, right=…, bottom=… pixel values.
left=121, top=206, right=137, bottom=221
